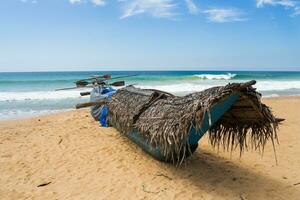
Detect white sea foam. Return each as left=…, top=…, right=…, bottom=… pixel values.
left=193, top=73, right=236, bottom=80
left=1, top=80, right=300, bottom=102
left=255, top=81, right=300, bottom=91
left=264, top=94, right=280, bottom=98
left=1, top=80, right=300, bottom=120
left=0, top=89, right=90, bottom=102
left=0, top=109, right=72, bottom=120
left=139, top=83, right=211, bottom=93
left=139, top=80, right=300, bottom=94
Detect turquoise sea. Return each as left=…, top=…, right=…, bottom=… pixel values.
left=1, top=71, right=300, bottom=120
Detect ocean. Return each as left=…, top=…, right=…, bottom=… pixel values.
left=1, top=71, right=300, bottom=120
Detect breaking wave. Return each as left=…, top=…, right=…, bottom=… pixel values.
left=193, top=73, right=237, bottom=80
left=139, top=80, right=300, bottom=94
left=1, top=80, right=300, bottom=102
left=0, top=90, right=90, bottom=102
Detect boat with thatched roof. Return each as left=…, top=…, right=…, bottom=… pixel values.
left=81, top=79, right=282, bottom=164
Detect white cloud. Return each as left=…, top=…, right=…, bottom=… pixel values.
left=91, top=0, right=106, bottom=6
left=185, top=0, right=198, bottom=14
left=256, top=0, right=296, bottom=8
left=120, top=0, right=177, bottom=19
left=69, top=0, right=82, bottom=4
left=256, top=0, right=300, bottom=17
left=20, top=0, right=37, bottom=3
left=69, top=0, right=105, bottom=6
left=203, top=8, right=247, bottom=23
left=292, top=6, right=300, bottom=15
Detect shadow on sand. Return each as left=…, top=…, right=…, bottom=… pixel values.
left=114, top=132, right=299, bottom=199
left=161, top=148, right=299, bottom=199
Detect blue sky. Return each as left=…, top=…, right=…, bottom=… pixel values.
left=0, top=0, right=299, bottom=71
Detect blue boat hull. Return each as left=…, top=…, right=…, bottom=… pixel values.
left=125, top=93, right=240, bottom=161
left=90, top=85, right=241, bottom=161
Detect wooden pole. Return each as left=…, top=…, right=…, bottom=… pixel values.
left=240, top=80, right=256, bottom=90
left=76, top=99, right=106, bottom=109
left=80, top=92, right=91, bottom=96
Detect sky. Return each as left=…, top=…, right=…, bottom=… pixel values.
left=0, top=0, right=300, bottom=72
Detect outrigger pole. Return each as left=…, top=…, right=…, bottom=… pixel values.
left=55, top=74, right=136, bottom=91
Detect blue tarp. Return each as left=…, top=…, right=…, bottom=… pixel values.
left=99, top=87, right=116, bottom=127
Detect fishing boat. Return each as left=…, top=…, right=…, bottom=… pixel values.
left=59, top=75, right=283, bottom=164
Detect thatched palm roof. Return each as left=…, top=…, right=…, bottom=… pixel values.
left=107, top=81, right=279, bottom=163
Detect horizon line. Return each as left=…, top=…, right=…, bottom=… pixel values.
left=1, top=69, right=300, bottom=73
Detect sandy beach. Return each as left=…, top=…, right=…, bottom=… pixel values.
left=1, top=96, right=300, bottom=200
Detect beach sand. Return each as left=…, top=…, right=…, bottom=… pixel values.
left=1, top=97, right=300, bottom=200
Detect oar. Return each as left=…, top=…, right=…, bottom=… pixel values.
left=76, top=99, right=106, bottom=109
left=55, top=85, right=93, bottom=91
left=56, top=81, right=125, bottom=92
left=89, top=74, right=137, bottom=81
left=110, top=81, right=125, bottom=87
left=80, top=92, right=91, bottom=96
left=76, top=74, right=111, bottom=82
left=75, top=80, right=89, bottom=87
left=79, top=81, right=125, bottom=96
left=109, top=74, right=137, bottom=80
left=74, top=74, right=135, bottom=87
